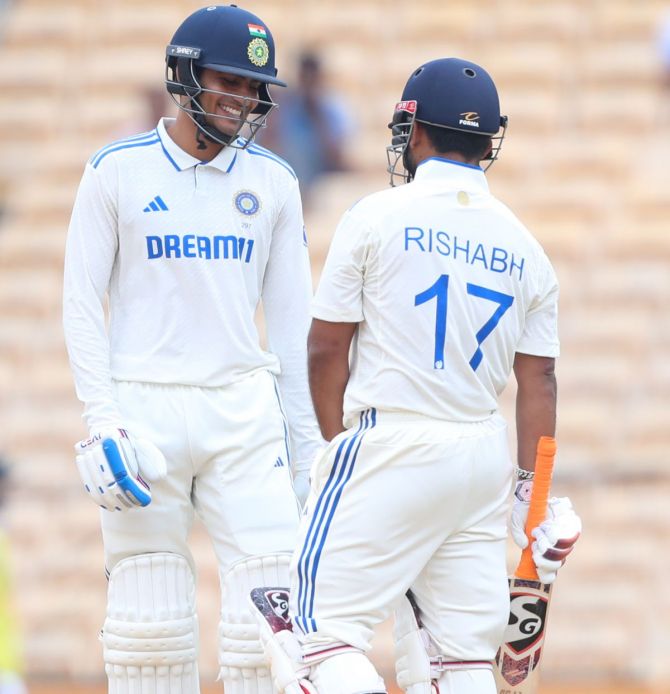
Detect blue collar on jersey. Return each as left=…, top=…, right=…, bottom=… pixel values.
left=156, top=117, right=238, bottom=173
left=413, top=157, right=489, bottom=193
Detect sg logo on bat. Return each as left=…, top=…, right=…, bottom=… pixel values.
left=506, top=591, right=548, bottom=652
left=495, top=579, right=551, bottom=689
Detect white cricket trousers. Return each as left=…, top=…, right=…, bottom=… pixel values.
left=101, top=370, right=300, bottom=574
left=291, top=409, right=512, bottom=663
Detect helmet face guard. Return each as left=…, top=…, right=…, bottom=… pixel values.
left=166, top=47, right=275, bottom=149
left=386, top=100, right=417, bottom=186
left=165, top=5, right=286, bottom=149
left=385, top=58, right=509, bottom=186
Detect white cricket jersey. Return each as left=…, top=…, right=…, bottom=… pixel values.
left=63, top=118, right=321, bottom=462
left=313, top=157, right=559, bottom=424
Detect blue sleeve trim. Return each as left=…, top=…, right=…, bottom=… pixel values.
left=91, top=130, right=157, bottom=163
left=247, top=145, right=297, bottom=179
left=92, top=137, right=161, bottom=169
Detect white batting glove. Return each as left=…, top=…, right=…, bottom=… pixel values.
left=530, top=497, right=582, bottom=583
left=510, top=477, right=535, bottom=549
left=511, top=479, right=581, bottom=584
left=74, top=428, right=167, bottom=512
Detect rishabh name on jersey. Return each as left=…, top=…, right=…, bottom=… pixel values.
left=76, top=118, right=307, bottom=387
left=311, top=157, right=560, bottom=424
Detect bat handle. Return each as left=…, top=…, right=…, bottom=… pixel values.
left=515, top=436, right=556, bottom=580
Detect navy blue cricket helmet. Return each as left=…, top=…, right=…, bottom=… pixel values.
left=165, top=5, right=285, bottom=148
left=387, top=58, right=508, bottom=184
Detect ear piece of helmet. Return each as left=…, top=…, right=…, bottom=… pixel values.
left=386, top=100, right=418, bottom=186
left=388, top=100, right=417, bottom=146
left=166, top=58, right=201, bottom=99
left=166, top=45, right=203, bottom=97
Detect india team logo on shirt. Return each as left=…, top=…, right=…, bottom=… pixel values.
left=234, top=190, right=261, bottom=216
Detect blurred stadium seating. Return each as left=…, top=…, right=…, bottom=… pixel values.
left=1, top=0, right=669, bottom=690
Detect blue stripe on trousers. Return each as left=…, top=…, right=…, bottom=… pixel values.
left=295, top=408, right=376, bottom=633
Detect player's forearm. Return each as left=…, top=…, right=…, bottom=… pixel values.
left=308, top=350, right=348, bottom=441
left=514, top=354, right=557, bottom=472
left=263, top=255, right=324, bottom=461
left=307, top=320, right=356, bottom=441
left=63, top=265, right=119, bottom=429
left=64, top=162, right=122, bottom=430
left=63, top=303, right=121, bottom=430
left=272, top=359, right=324, bottom=464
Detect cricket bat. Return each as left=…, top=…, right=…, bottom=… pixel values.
left=494, top=436, right=556, bottom=694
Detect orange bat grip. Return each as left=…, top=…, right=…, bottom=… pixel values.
left=515, top=436, right=556, bottom=580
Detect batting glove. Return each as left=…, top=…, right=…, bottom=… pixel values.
left=530, top=497, right=582, bottom=583
left=74, top=428, right=167, bottom=511
left=510, top=476, right=535, bottom=549
left=511, top=479, right=581, bottom=584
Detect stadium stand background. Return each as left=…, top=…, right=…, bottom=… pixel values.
left=0, top=0, right=669, bottom=690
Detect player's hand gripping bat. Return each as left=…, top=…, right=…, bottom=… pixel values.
left=494, top=436, right=556, bottom=694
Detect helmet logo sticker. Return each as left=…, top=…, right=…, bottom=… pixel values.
left=395, top=100, right=417, bottom=114
left=459, top=112, right=480, bottom=128
left=234, top=190, right=261, bottom=216
left=248, top=38, right=269, bottom=67
left=248, top=23, right=268, bottom=38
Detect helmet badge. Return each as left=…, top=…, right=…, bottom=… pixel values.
left=248, top=38, right=269, bottom=67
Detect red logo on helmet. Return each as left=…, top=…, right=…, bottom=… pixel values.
left=395, top=100, right=417, bottom=114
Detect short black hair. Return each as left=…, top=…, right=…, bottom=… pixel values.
left=421, top=122, right=492, bottom=161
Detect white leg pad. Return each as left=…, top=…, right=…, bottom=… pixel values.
left=436, top=669, right=495, bottom=694
left=393, top=595, right=436, bottom=694
left=309, top=653, right=386, bottom=694
left=219, top=554, right=292, bottom=694
left=393, top=595, right=492, bottom=694
left=103, top=553, right=199, bottom=694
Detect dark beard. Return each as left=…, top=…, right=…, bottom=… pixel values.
left=402, top=145, right=417, bottom=181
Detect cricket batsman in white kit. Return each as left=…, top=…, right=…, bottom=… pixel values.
left=62, top=5, right=322, bottom=693
left=251, top=59, right=582, bottom=694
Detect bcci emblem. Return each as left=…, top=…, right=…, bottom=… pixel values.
left=234, top=190, right=261, bottom=216
left=247, top=38, right=269, bottom=67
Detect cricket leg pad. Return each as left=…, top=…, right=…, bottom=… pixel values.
left=103, top=552, right=199, bottom=694
left=393, top=595, right=437, bottom=694
left=249, top=582, right=313, bottom=694
left=436, top=667, right=495, bottom=694
left=308, top=652, right=386, bottom=694
left=393, top=594, right=493, bottom=694
left=219, top=554, right=292, bottom=694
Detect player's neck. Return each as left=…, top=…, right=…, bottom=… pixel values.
left=421, top=150, right=479, bottom=167
left=166, top=117, right=225, bottom=161
left=438, top=151, right=477, bottom=165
